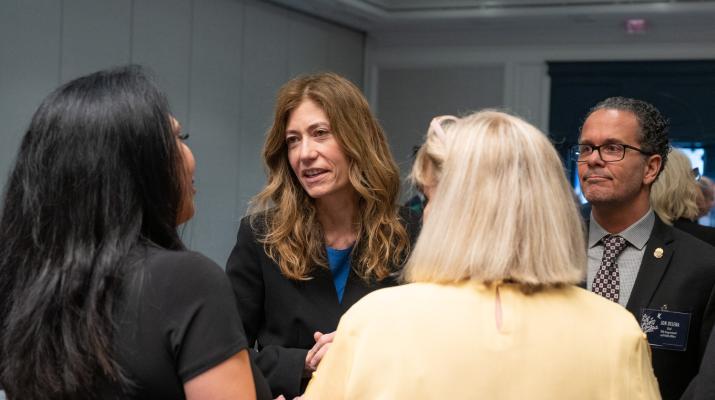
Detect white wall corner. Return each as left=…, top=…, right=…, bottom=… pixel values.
left=502, top=61, right=517, bottom=115
left=363, top=34, right=380, bottom=111
left=503, top=61, right=549, bottom=132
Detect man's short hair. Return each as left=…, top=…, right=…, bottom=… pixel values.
left=583, top=96, right=670, bottom=175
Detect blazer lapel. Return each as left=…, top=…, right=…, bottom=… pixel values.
left=340, top=244, right=370, bottom=311
left=626, top=215, right=675, bottom=316
left=579, top=216, right=590, bottom=289
left=340, top=242, right=399, bottom=312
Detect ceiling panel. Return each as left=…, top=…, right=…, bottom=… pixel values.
left=366, top=0, right=710, bottom=11
left=266, top=0, right=715, bottom=34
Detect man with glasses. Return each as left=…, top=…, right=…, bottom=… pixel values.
left=575, top=97, right=715, bottom=400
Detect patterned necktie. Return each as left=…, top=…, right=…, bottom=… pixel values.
left=592, top=234, right=628, bottom=303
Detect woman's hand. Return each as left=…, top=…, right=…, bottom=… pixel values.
left=305, top=331, right=336, bottom=372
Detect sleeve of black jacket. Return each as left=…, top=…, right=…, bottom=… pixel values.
left=225, top=217, right=308, bottom=398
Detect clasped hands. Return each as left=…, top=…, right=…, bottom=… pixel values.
left=274, top=331, right=335, bottom=400
left=305, top=330, right=336, bottom=374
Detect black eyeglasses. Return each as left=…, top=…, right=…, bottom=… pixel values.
left=570, top=143, right=654, bottom=163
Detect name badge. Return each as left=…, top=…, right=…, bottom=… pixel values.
left=640, top=308, right=691, bottom=351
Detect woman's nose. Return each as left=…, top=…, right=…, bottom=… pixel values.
left=299, top=138, right=318, bottom=160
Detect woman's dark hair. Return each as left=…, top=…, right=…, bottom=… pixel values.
left=0, top=65, right=185, bottom=399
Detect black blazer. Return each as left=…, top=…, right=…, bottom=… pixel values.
left=681, top=325, right=715, bottom=400
left=673, top=218, right=715, bottom=248
left=225, top=208, right=420, bottom=398
left=587, top=215, right=715, bottom=400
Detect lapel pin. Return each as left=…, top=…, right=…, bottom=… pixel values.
left=654, top=248, right=664, bottom=259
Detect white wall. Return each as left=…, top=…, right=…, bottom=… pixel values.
left=376, top=64, right=505, bottom=175
left=366, top=15, right=715, bottom=183
left=0, top=0, right=364, bottom=264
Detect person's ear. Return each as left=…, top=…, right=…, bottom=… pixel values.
left=643, top=154, right=662, bottom=185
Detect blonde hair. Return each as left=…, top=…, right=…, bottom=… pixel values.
left=651, top=148, right=700, bottom=224
left=409, top=116, right=458, bottom=191
left=251, top=72, right=410, bottom=281
left=404, top=110, right=586, bottom=287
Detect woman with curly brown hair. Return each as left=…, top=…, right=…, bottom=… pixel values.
left=226, top=72, right=419, bottom=398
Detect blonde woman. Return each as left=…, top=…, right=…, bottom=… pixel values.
left=409, top=115, right=458, bottom=211
left=226, top=72, right=419, bottom=398
left=651, top=148, right=715, bottom=246
left=304, top=110, right=659, bottom=399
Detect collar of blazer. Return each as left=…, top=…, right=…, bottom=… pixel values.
left=625, top=214, right=675, bottom=315
left=582, top=213, right=675, bottom=314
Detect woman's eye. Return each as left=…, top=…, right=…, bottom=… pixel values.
left=314, top=129, right=329, bottom=137
left=177, top=133, right=189, bottom=141
left=286, top=136, right=299, bottom=146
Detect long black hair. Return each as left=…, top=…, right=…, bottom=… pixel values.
left=0, top=65, right=186, bottom=399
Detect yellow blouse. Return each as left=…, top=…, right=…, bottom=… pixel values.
left=304, top=281, right=660, bottom=399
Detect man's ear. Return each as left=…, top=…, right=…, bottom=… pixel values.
left=643, top=154, right=663, bottom=185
